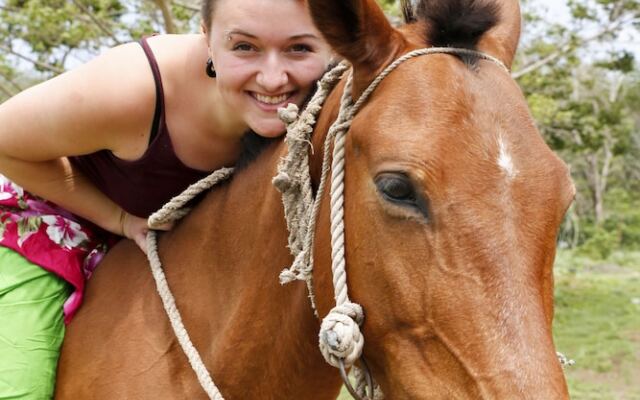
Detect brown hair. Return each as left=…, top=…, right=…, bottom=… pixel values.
left=201, top=0, right=217, bottom=33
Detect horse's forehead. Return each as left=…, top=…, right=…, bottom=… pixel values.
left=353, top=57, right=518, bottom=154
left=350, top=58, right=569, bottom=189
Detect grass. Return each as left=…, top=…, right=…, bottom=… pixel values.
left=337, top=251, right=640, bottom=399
left=553, top=250, right=640, bottom=399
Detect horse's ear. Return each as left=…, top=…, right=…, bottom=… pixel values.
left=477, top=0, right=521, bottom=69
left=307, top=0, right=403, bottom=75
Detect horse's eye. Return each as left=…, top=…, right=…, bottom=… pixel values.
left=375, top=172, right=429, bottom=219
left=375, top=173, right=416, bottom=203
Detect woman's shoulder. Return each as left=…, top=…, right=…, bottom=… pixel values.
left=145, top=33, right=204, bottom=47
left=144, top=34, right=208, bottom=72
left=139, top=34, right=210, bottom=101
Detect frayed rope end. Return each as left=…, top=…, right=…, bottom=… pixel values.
left=279, top=269, right=299, bottom=285
left=278, top=103, right=300, bottom=125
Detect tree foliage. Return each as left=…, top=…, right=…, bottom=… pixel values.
left=518, top=0, right=640, bottom=253
left=0, top=0, right=638, bottom=255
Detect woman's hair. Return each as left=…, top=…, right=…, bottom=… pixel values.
left=201, top=0, right=216, bottom=32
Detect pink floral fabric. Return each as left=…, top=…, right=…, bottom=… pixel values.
left=0, top=174, right=118, bottom=323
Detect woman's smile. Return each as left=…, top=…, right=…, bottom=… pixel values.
left=248, top=91, right=296, bottom=110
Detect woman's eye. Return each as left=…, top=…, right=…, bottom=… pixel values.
left=232, top=43, right=255, bottom=52
left=376, top=174, right=416, bottom=202
left=288, top=44, right=312, bottom=53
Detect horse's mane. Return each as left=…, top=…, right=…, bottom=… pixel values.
left=235, top=131, right=280, bottom=171
left=401, top=0, right=500, bottom=50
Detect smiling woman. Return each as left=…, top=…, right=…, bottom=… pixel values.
left=0, top=0, right=332, bottom=397
left=206, top=0, right=329, bottom=137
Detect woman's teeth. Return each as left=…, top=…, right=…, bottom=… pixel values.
left=254, top=93, right=290, bottom=105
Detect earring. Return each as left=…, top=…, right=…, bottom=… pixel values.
left=206, top=58, right=216, bottom=78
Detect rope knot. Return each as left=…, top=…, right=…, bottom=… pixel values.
left=319, top=302, right=365, bottom=368
left=278, top=103, right=300, bottom=125
left=272, top=171, right=293, bottom=192
left=278, top=268, right=298, bottom=284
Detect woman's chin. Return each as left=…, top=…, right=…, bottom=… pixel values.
left=249, top=120, right=287, bottom=138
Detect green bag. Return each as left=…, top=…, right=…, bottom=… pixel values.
left=0, top=246, right=71, bottom=400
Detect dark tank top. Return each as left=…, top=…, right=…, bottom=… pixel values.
left=70, top=37, right=210, bottom=217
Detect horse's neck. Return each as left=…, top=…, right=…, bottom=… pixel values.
left=161, top=140, right=342, bottom=399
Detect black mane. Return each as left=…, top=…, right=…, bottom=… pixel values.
left=402, top=0, right=500, bottom=50
left=235, top=130, right=279, bottom=171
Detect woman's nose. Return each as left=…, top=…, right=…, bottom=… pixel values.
left=256, top=53, right=289, bottom=92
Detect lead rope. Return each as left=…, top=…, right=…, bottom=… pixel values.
left=146, top=167, right=234, bottom=400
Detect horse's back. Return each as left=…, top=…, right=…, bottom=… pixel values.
left=55, top=239, right=205, bottom=399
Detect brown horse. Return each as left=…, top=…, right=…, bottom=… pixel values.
left=56, top=0, right=574, bottom=398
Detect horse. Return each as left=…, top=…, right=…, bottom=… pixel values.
left=56, top=0, right=575, bottom=398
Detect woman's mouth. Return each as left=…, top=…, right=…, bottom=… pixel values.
left=249, top=91, right=296, bottom=109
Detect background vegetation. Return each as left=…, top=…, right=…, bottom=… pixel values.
left=1, top=0, right=638, bottom=397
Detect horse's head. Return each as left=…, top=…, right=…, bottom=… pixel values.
left=308, top=0, right=574, bottom=398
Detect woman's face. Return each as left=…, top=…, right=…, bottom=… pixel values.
left=207, top=0, right=332, bottom=138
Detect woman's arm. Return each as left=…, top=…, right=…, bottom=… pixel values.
left=0, top=42, right=156, bottom=240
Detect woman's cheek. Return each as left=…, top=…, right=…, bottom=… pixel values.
left=216, top=56, right=258, bottom=81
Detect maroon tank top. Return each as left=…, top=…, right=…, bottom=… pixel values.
left=70, top=37, right=210, bottom=217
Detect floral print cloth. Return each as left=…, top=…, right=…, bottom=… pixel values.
left=0, top=174, right=117, bottom=323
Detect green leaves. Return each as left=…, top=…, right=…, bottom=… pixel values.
left=516, top=0, right=639, bottom=250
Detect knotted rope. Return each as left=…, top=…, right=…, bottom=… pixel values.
left=273, top=62, right=350, bottom=314
left=275, top=61, right=372, bottom=388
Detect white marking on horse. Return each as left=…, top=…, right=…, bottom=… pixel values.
left=497, top=136, right=517, bottom=179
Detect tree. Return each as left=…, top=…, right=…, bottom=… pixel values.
left=517, top=0, right=640, bottom=251
left=0, top=0, right=199, bottom=100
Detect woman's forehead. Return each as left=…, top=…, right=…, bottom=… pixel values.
left=212, top=0, right=313, bottom=28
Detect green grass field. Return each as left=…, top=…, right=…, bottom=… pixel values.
left=554, top=251, right=640, bottom=399
left=337, top=251, right=640, bottom=399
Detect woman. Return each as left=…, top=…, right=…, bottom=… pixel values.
left=0, top=0, right=332, bottom=397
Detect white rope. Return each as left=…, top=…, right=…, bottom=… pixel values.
left=274, top=62, right=351, bottom=314
left=146, top=167, right=234, bottom=399
left=148, top=167, right=234, bottom=228
left=146, top=231, right=225, bottom=400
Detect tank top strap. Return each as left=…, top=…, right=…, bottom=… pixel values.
left=138, top=36, right=166, bottom=144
